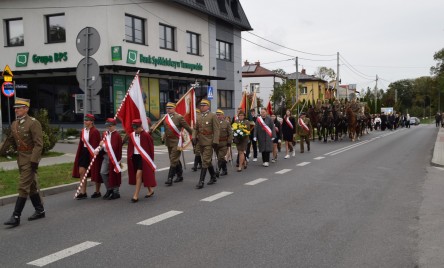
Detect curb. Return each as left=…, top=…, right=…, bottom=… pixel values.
left=0, top=180, right=93, bottom=206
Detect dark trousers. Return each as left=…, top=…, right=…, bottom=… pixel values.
left=262, top=152, right=270, bottom=162
left=246, top=138, right=257, bottom=159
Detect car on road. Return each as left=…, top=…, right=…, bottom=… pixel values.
left=410, top=117, right=420, bottom=125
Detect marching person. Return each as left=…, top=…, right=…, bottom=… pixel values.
left=192, top=99, right=220, bottom=189
left=127, top=119, right=156, bottom=202
left=271, top=114, right=282, bottom=163
left=191, top=109, right=202, bottom=171
left=1, top=98, right=45, bottom=227
left=94, top=118, right=123, bottom=200
left=296, top=112, right=312, bottom=153
left=72, top=113, right=102, bottom=200
left=246, top=108, right=258, bottom=162
left=254, top=108, right=276, bottom=167
left=282, top=109, right=296, bottom=159
left=215, top=109, right=233, bottom=176
left=233, top=110, right=250, bottom=172
left=163, top=102, right=193, bottom=186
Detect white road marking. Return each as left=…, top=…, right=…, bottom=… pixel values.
left=187, top=162, right=194, bottom=165
left=137, top=210, right=183, bottom=226
left=156, top=167, right=169, bottom=172
left=201, top=191, right=233, bottom=202
left=297, top=162, right=310, bottom=166
left=434, top=166, right=444, bottom=171
left=245, top=178, right=268, bottom=185
left=27, top=241, right=101, bottom=267
left=275, top=169, right=292, bottom=174
left=314, top=156, right=325, bottom=160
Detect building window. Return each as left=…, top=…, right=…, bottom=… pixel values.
left=125, top=14, right=145, bottom=44
left=5, top=18, right=24, bottom=46
left=196, top=0, right=206, bottom=6
left=216, top=40, right=232, bottom=61
left=187, top=31, right=200, bottom=55
left=159, top=24, right=175, bottom=50
left=301, top=87, right=308, bottom=95
left=46, top=14, right=65, bottom=43
left=250, top=83, right=260, bottom=93
left=230, top=0, right=240, bottom=18
left=217, top=0, right=227, bottom=13
left=218, top=90, right=233, bottom=109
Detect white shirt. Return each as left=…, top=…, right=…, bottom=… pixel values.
left=133, top=133, right=140, bottom=155
left=83, top=128, right=90, bottom=148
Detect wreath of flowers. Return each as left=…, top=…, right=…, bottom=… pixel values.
left=231, top=122, right=250, bottom=137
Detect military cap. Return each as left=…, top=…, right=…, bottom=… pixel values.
left=105, top=118, right=117, bottom=126
left=132, top=119, right=142, bottom=128
left=14, top=97, right=30, bottom=108
left=216, top=109, right=224, bottom=115
left=166, top=102, right=176, bottom=109
left=200, top=99, right=210, bottom=106
left=84, top=114, right=95, bottom=121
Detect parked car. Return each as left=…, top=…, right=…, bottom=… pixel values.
left=409, top=117, right=420, bottom=125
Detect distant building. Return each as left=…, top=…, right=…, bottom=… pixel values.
left=287, top=69, right=328, bottom=104
left=241, top=60, right=285, bottom=107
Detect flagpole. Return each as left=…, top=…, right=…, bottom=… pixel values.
left=74, top=70, right=140, bottom=199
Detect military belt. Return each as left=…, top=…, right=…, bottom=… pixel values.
left=17, top=145, right=34, bottom=152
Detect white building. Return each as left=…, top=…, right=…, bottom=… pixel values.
left=241, top=60, right=285, bottom=110
left=0, top=0, right=251, bottom=122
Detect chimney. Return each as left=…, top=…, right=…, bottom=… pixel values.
left=301, top=69, right=306, bottom=75
left=255, top=61, right=260, bottom=66
left=244, top=60, right=249, bottom=66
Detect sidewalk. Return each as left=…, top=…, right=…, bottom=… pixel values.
left=431, top=127, right=444, bottom=167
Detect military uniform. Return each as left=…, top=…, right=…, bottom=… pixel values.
left=296, top=114, right=312, bottom=153
left=0, top=98, right=45, bottom=227
left=193, top=99, right=220, bottom=189
left=163, top=102, right=193, bottom=185
left=191, top=109, right=202, bottom=171
left=215, top=110, right=233, bottom=176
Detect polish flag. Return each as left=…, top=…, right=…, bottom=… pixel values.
left=175, top=87, right=196, bottom=149
left=267, top=100, right=273, bottom=116
left=117, top=74, right=149, bottom=134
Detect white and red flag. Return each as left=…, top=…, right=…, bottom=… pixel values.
left=175, top=88, right=196, bottom=149
left=117, top=74, right=149, bottom=134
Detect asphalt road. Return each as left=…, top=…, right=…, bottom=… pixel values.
left=0, top=125, right=442, bottom=267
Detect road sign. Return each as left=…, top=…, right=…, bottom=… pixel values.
left=2, top=82, right=14, bottom=97
left=76, top=57, right=100, bottom=91
left=2, top=65, right=13, bottom=82
left=76, top=27, right=101, bottom=57
left=207, top=86, right=214, bottom=100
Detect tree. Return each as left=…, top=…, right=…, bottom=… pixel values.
left=314, top=66, right=336, bottom=81
left=431, top=48, right=444, bottom=76
left=273, top=68, right=287, bottom=77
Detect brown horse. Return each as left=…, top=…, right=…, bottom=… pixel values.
left=308, top=106, right=322, bottom=141
left=346, top=107, right=358, bottom=141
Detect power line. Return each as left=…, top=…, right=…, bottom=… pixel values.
left=339, top=55, right=374, bottom=79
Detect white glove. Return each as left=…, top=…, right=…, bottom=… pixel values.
left=271, top=138, right=274, bottom=141
left=278, top=139, right=281, bottom=143
left=94, top=147, right=100, bottom=155
left=253, top=137, right=257, bottom=142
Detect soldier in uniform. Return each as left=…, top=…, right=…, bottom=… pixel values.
left=322, top=99, right=331, bottom=111
left=314, top=99, right=323, bottom=113
left=215, top=109, right=233, bottom=176
left=296, top=112, right=312, bottom=153
left=1, top=98, right=45, bottom=227
left=192, top=99, right=220, bottom=189
left=191, top=109, right=202, bottom=171
left=163, top=102, right=193, bottom=186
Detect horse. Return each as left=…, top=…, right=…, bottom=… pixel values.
left=320, top=109, right=334, bottom=142
left=307, top=106, right=323, bottom=141
left=346, top=107, right=358, bottom=141
left=333, top=111, right=347, bottom=141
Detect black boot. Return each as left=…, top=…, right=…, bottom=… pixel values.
left=197, top=155, right=202, bottom=169
left=165, top=166, right=175, bottom=186
left=215, top=160, right=221, bottom=178
left=196, top=168, right=207, bottom=189
left=191, top=155, right=199, bottom=171
left=173, top=162, right=183, bottom=183
left=103, top=189, right=113, bottom=199
left=4, top=197, right=27, bottom=227
left=220, top=160, right=228, bottom=176
left=28, top=194, right=45, bottom=221
left=207, top=165, right=217, bottom=185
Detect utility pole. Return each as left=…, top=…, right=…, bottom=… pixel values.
left=295, top=57, right=299, bottom=114
left=336, top=52, right=340, bottom=99
left=375, top=75, right=378, bottom=114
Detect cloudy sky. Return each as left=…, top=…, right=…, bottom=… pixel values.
left=240, top=0, right=444, bottom=91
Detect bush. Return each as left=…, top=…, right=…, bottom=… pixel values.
left=33, top=109, right=58, bottom=154
left=65, top=128, right=79, bottom=137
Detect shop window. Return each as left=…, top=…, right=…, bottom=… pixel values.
left=159, top=24, right=175, bottom=50
left=187, top=31, right=200, bottom=55
left=5, top=18, right=24, bottom=46
left=46, top=13, right=66, bottom=43
left=218, top=89, right=233, bottom=108
left=216, top=40, right=231, bottom=61
left=125, top=14, right=145, bottom=44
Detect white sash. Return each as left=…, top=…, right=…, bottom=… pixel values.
left=130, top=132, right=157, bottom=171
left=285, top=117, right=294, bottom=129
left=298, top=118, right=309, bottom=132
left=81, top=128, right=95, bottom=156
left=165, top=114, right=183, bottom=147
left=257, top=116, right=272, bottom=138
left=104, top=131, right=121, bottom=173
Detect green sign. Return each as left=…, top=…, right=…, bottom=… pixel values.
left=16, top=52, right=29, bottom=67
left=32, top=52, right=68, bottom=65
left=111, top=46, right=122, bottom=61
left=139, top=54, right=203, bottom=71
left=127, top=49, right=137, bottom=64
left=113, top=75, right=126, bottom=113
